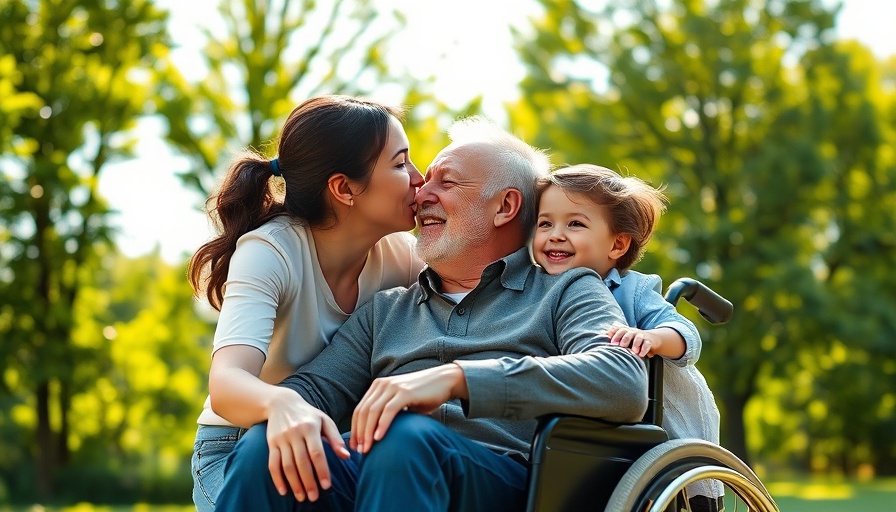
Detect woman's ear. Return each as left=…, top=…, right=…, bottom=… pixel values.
left=493, top=188, right=523, bottom=228
left=326, top=174, right=355, bottom=207
left=609, top=233, right=632, bottom=261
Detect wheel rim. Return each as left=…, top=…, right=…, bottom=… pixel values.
left=645, top=465, right=779, bottom=512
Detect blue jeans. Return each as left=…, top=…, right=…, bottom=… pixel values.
left=191, top=424, right=247, bottom=512
left=216, top=412, right=528, bottom=511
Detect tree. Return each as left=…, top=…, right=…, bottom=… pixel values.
left=0, top=0, right=171, bottom=499
left=59, top=250, right=214, bottom=502
left=510, top=0, right=894, bottom=472
left=155, top=0, right=407, bottom=197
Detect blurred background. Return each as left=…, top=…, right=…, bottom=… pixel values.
left=1, top=0, right=894, bottom=509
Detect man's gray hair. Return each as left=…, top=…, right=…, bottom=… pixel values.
left=447, top=116, right=550, bottom=231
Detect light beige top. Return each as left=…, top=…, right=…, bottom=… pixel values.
left=197, top=216, right=424, bottom=426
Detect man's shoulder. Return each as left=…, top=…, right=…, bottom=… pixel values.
left=534, top=265, right=603, bottom=283
left=369, top=282, right=422, bottom=305
left=529, top=265, right=606, bottom=295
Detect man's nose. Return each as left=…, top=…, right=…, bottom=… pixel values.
left=415, top=179, right=436, bottom=206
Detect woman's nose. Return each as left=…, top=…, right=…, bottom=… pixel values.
left=408, top=163, right=424, bottom=188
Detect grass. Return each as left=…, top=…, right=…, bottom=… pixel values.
left=2, top=477, right=895, bottom=511
left=0, top=503, right=196, bottom=512
left=766, top=476, right=896, bottom=511
left=0, top=507, right=193, bottom=512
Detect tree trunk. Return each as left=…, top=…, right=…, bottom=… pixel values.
left=58, top=379, right=71, bottom=466
left=35, top=379, right=56, bottom=499
left=720, top=390, right=750, bottom=466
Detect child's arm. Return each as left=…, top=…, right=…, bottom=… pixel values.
left=607, top=325, right=686, bottom=359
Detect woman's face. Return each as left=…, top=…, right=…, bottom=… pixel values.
left=351, top=116, right=423, bottom=234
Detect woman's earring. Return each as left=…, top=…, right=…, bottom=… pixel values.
left=349, top=196, right=354, bottom=206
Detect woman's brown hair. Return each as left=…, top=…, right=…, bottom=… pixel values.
left=189, top=95, right=403, bottom=310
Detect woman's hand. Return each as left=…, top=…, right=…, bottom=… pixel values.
left=265, top=387, right=352, bottom=502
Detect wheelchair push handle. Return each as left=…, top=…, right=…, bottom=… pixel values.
left=663, top=277, right=733, bottom=325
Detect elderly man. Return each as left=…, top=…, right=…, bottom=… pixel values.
left=215, top=118, right=648, bottom=512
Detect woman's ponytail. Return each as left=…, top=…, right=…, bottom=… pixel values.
left=188, top=155, right=285, bottom=310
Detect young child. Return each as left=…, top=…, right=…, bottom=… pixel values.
left=533, top=164, right=723, bottom=511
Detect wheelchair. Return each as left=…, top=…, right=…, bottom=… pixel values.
left=524, top=278, right=779, bottom=512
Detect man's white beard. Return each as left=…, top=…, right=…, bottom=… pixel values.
left=415, top=209, right=492, bottom=265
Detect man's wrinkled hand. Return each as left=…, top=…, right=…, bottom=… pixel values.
left=350, top=364, right=467, bottom=454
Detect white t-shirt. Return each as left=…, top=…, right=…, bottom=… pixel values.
left=197, top=216, right=424, bottom=426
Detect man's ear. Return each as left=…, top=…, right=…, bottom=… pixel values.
left=326, top=174, right=355, bottom=207
left=609, top=233, right=632, bottom=261
left=493, top=188, right=523, bottom=228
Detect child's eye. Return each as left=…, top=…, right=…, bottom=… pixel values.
left=537, top=221, right=552, bottom=228
left=569, top=221, right=586, bottom=228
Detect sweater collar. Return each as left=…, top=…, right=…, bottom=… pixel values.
left=417, top=247, right=532, bottom=303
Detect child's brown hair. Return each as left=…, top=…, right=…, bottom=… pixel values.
left=536, top=164, right=668, bottom=271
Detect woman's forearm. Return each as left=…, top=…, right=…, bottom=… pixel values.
left=208, top=344, right=299, bottom=428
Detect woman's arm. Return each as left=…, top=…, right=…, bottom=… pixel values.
left=211, top=344, right=348, bottom=502
left=208, top=344, right=299, bottom=428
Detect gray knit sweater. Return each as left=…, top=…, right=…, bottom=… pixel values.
left=280, top=247, right=648, bottom=459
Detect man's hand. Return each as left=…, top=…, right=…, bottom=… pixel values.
left=265, top=388, right=351, bottom=502
left=350, top=364, right=468, bottom=454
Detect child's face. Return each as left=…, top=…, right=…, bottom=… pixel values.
left=534, top=186, right=618, bottom=277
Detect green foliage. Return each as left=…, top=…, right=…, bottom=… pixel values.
left=155, top=0, right=408, bottom=196
left=0, top=250, right=214, bottom=503
left=1, top=0, right=466, bottom=503
left=513, top=0, right=896, bottom=474
left=0, top=0, right=175, bottom=500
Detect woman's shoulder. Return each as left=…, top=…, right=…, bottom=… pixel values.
left=234, top=216, right=311, bottom=265
left=375, top=230, right=417, bottom=249
left=366, top=231, right=425, bottom=286
left=240, top=216, right=308, bottom=245
left=372, top=231, right=421, bottom=263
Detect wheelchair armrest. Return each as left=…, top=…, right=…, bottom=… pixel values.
left=526, top=414, right=668, bottom=512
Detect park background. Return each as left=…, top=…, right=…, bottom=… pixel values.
left=2, top=0, right=895, bottom=509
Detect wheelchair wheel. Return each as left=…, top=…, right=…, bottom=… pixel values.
left=604, top=439, right=779, bottom=512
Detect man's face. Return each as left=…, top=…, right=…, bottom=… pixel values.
left=414, top=143, right=495, bottom=265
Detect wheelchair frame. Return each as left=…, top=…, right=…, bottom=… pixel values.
left=523, top=278, right=779, bottom=512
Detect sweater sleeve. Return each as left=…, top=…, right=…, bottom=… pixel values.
left=457, top=272, right=648, bottom=424
left=278, top=299, right=376, bottom=421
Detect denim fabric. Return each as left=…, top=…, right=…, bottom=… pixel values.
left=603, top=268, right=701, bottom=366
left=215, top=413, right=527, bottom=512
left=191, top=424, right=246, bottom=511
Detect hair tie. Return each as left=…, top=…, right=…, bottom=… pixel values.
left=270, top=158, right=282, bottom=177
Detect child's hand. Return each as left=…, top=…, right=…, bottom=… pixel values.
left=607, top=325, right=658, bottom=358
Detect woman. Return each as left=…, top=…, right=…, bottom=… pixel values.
left=189, top=95, right=425, bottom=511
